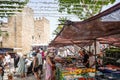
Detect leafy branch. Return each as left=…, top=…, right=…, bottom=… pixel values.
left=53, top=17, right=68, bottom=35
left=58, top=0, right=115, bottom=20
left=0, top=0, right=29, bottom=18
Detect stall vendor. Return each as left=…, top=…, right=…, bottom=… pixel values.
left=80, top=50, right=89, bottom=68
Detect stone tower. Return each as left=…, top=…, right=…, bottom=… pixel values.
left=2, top=7, right=50, bottom=54
left=3, top=7, right=34, bottom=54
left=33, top=17, right=50, bottom=46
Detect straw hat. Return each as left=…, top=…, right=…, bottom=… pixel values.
left=48, top=53, right=54, bottom=57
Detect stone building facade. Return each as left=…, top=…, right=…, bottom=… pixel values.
left=33, top=17, right=50, bottom=46
left=2, top=7, right=50, bottom=54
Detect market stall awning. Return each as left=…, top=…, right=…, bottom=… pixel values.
left=49, top=36, right=93, bottom=47
left=83, top=2, right=120, bottom=22
left=60, top=21, right=120, bottom=40
left=59, top=3, right=120, bottom=40
left=98, top=34, right=120, bottom=47
left=49, top=2, right=120, bottom=47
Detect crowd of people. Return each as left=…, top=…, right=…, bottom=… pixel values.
left=0, top=48, right=104, bottom=80
left=31, top=48, right=56, bottom=80
left=0, top=48, right=56, bottom=80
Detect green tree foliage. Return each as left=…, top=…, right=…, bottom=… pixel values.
left=0, top=30, right=2, bottom=36
left=53, top=17, right=68, bottom=35
left=58, top=0, right=115, bottom=20
left=0, top=22, right=9, bottom=37
left=53, top=0, right=116, bottom=36
left=0, top=0, right=29, bottom=18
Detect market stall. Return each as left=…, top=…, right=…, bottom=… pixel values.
left=49, top=2, right=120, bottom=80
left=54, top=49, right=96, bottom=80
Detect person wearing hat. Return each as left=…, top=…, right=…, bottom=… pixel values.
left=32, top=52, right=40, bottom=80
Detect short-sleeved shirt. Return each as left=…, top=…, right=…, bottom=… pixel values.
left=5, top=55, right=11, bottom=63
left=37, top=53, right=42, bottom=65
left=41, top=51, right=45, bottom=59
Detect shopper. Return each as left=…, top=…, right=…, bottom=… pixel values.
left=36, top=49, right=42, bottom=78
left=40, top=48, right=45, bottom=60
left=32, top=52, right=40, bottom=80
left=14, top=53, right=20, bottom=72
left=4, top=52, right=11, bottom=71
left=82, top=50, right=89, bottom=68
left=39, top=48, right=45, bottom=74
left=24, top=55, right=28, bottom=77
left=0, top=55, right=4, bottom=80
left=17, top=55, right=26, bottom=78
left=45, top=52, right=55, bottom=80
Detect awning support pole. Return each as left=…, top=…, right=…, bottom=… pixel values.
left=94, top=39, right=97, bottom=76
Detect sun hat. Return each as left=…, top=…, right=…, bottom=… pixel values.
left=48, top=53, right=54, bottom=57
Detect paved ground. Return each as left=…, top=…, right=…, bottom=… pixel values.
left=2, top=59, right=45, bottom=80
left=3, top=71, right=44, bottom=80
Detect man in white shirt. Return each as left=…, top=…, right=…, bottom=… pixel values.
left=4, top=52, right=11, bottom=72
left=5, top=52, right=11, bottom=64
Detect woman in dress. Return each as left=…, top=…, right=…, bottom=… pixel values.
left=45, top=52, right=55, bottom=80
left=17, top=55, right=26, bottom=78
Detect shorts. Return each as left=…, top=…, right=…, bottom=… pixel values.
left=38, top=65, right=42, bottom=70
left=33, top=67, right=38, bottom=72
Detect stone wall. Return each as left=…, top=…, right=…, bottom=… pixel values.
left=2, top=7, right=50, bottom=54
left=34, top=18, right=43, bottom=44
left=3, top=7, right=34, bottom=54
left=34, top=17, right=50, bottom=45
left=21, top=7, right=34, bottom=54
left=3, top=14, right=22, bottom=49
left=43, top=17, right=50, bottom=45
